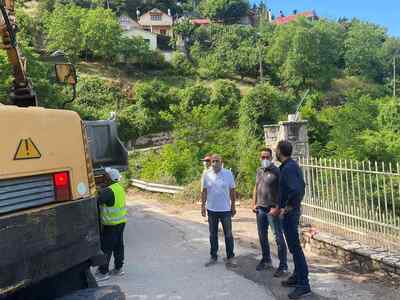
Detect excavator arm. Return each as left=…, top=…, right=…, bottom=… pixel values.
left=0, top=0, right=37, bottom=107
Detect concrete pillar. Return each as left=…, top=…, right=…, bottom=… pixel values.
left=263, top=114, right=309, bottom=160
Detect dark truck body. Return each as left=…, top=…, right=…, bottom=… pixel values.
left=0, top=118, right=128, bottom=299
left=0, top=198, right=101, bottom=299
left=85, top=120, right=128, bottom=175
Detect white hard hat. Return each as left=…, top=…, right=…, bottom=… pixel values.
left=105, top=167, right=121, bottom=182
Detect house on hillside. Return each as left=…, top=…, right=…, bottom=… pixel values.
left=119, top=15, right=157, bottom=50
left=191, top=18, right=211, bottom=26
left=273, top=10, right=318, bottom=25
left=138, top=8, right=173, bottom=37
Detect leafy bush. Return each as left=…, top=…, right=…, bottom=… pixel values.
left=171, top=52, right=195, bottom=76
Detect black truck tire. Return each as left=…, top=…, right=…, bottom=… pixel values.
left=55, top=285, right=125, bottom=300
left=4, top=262, right=97, bottom=300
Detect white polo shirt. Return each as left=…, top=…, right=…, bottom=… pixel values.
left=202, top=168, right=236, bottom=212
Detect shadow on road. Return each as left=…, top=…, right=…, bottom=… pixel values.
left=229, top=254, right=334, bottom=300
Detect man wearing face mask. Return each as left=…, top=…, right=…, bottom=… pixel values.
left=276, top=140, right=311, bottom=300
left=252, top=148, right=288, bottom=277
left=201, top=154, right=237, bottom=267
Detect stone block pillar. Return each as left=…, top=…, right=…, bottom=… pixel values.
left=263, top=114, right=309, bottom=160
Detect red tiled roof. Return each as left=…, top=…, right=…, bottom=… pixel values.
left=191, top=19, right=210, bottom=25
left=274, top=11, right=317, bottom=25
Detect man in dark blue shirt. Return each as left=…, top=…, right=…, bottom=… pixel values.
left=276, top=140, right=311, bottom=299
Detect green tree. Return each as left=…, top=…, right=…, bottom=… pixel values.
left=326, top=96, right=379, bottom=159
left=237, top=83, right=293, bottom=195
left=171, top=52, right=195, bottom=76
left=239, top=82, right=293, bottom=137
left=72, top=75, right=123, bottom=119
left=0, top=51, right=13, bottom=104
left=44, top=4, right=85, bottom=61
left=268, top=19, right=343, bottom=91
left=80, top=8, right=121, bottom=61
left=210, top=80, right=240, bottom=125
left=173, top=18, right=197, bottom=58
left=199, top=0, right=249, bottom=23
left=344, top=21, right=386, bottom=82
left=132, top=80, right=173, bottom=135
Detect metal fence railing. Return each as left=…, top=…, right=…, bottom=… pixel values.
left=299, top=157, right=400, bottom=252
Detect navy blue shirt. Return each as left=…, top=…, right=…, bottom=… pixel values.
left=279, top=158, right=305, bottom=209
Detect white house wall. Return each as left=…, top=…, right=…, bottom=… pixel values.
left=123, top=29, right=158, bottom=51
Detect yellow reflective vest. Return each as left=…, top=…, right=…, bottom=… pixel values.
left=100, top=182, right=127, bottom=225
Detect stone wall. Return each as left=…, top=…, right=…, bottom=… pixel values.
left=300, top=226, right=400, bottom=276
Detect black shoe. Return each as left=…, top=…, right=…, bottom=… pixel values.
left=281, top=276, right=298, bottom=287
left=274, top=268, right=288, bottom=278
left=256, top=261, right=265, bottom=271
left=256, top=259, right=272, bottom=271
left=204, top=257, right=217, bottom=267
left=288, top=287, right=312, bottom=299
left=224, top=257, right=238, bottom=268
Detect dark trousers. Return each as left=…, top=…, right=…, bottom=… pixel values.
left=207, top=210, right=235, bottom=259
left=256, top=207, right=288, bottom=270
left=99, top=223, right=126, bottom=274
left=282, top=208, right=310, bottom=288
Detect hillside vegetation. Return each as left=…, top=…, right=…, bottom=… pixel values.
left=1, top=0, right=400, bottom=195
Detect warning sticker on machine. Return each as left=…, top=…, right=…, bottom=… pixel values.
left=14, top=138, right=42, bottom=160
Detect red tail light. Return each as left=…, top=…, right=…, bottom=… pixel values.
left=53, top=171, right=71, bottom=201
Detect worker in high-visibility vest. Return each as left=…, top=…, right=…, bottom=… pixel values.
left=95, top=167, right=127, bottom=282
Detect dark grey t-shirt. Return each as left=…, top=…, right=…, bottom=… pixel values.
left=256, top=165, right=280, bottom=208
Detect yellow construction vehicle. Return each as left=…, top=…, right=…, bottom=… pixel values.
left=0, top=1, right=126, bottom=299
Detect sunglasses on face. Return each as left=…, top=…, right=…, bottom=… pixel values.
left=212, top=160, right=220, bottom=163
left=261, top=156, right=271, bottom=160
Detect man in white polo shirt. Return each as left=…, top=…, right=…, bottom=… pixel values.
left=201, top=154, right=237, bottom=267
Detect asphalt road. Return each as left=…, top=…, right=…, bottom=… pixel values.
left=103, top=203, right=275, bottom=300
left=101, top=198, right=400, bottom=300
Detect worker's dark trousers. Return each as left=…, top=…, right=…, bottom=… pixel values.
left=99, top=223, right=126, bottom=274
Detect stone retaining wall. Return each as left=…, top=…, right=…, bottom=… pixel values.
left=300, top=226, right=400, bottom=276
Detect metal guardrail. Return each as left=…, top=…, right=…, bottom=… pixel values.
left=131, top=179, right=184, bottom=194
left=128, top=145, right=163, bottom=155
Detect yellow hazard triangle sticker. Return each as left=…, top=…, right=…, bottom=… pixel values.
left=14, top=138, right=41, bottom=160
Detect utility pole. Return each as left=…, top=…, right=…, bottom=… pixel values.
left=258, top=43, right=263, bottom=81
left=394, top=56, right=396, bottom=98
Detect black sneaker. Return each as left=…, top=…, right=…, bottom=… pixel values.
left=224, top=257, right=238, bottom=268
left=204, top=257, right=217, bottom=267
left=256, top=261, right=265, bottom=271
left=281, top=276, right=298, bottom=287
left=256, top=260, right=272, bottom=271
left=288, top=287, right=312, bottom=299
left=274, top=268, right=288, bottom=278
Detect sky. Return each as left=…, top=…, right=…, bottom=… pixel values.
left=250, top=0, right=399, bottom=37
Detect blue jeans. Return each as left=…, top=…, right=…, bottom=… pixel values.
left=256, top=207, right=288, bottom=270
left=282, top=208, right=310, bottom=288
left=207, top=210, right=235, bottom=259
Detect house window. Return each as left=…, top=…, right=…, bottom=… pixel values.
left=151, top=14, right=162, bottom=21
left=160, top=29, right=166, bottom=35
